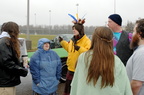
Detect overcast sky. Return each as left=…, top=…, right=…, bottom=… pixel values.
left=0, top=0, right=143, bottom=26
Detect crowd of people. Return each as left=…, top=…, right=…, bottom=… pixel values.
left=0, top=13, right=144, bottom=95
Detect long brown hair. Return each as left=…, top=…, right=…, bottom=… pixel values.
left=3, top=22, right=20, bottom=58
left=86, top=27, right=114, bottom=88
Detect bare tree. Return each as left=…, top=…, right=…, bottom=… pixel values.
left=125, top=21, right=134, bottom=32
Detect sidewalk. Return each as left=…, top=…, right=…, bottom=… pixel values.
left=16, top=71, right=65, bottom=95
left=57, top=83, right=65, bottom=95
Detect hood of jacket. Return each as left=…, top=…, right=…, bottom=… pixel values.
left=37, top=38, right=51, bottom=50
left=0, top=31, right=10, bottom=38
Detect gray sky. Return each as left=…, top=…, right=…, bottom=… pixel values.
left=0, top=0, right=143, bottom=26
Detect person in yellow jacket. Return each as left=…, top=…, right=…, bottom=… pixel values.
left=59, top=19, right=91, bottom=95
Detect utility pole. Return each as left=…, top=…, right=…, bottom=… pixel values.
left=76, top=3, right=79, bottom=19
left=26, top=0, right=30, bottom=40
left=49, top=10, right=51, bottom=33
left=26, top=0, right=31, bottom=50
left=114, top=0, right=116, bottom=13
left=34, top=13, right=36, bottom=35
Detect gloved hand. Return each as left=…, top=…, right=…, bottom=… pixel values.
left=59, top=36, right=63, bottom=42
left=19, top=67, right=28, bottom=77
left=14, top=66, right=28, bottom=77
left=74, top=45, right=80, bottom=51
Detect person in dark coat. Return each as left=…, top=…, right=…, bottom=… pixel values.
left=0, top=22, right=28, bottom=95
left=107, top=14, right=133, bottom=66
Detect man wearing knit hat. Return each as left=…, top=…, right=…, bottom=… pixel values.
left=108, top=14, right=133, bottom=66
left=59, top=20, right=91, bottom=95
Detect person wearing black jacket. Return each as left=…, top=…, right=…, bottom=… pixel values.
left=107, top=14, right=133, bottom=66
left=0, top=22, right=28, bottom=95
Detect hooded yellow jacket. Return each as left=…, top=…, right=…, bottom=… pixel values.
left=60, top=35, right=91, bottom=72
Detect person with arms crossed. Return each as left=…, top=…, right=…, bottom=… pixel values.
left=126, top=18, right=144, bottom=95
left=30, top=38, right=62, bottom=95
left=70, top=26, right=132, bottom=95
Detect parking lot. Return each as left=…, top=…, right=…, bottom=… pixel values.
left=16, top=70, right=65, bottom=95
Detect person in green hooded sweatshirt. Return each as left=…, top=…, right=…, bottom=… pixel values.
left=70, top=26, right=132, bottom=95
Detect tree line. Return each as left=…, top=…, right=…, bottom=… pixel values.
left=19, top=25, right=96, bottom=35
left=1, top=21, right=133, bottom=35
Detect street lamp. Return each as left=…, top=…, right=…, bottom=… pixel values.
left=26, top=0, right=30, bottom=40
left=76, top=3, right=79, bottom=19
left=34, top=13, right=36, bottom=35
left=26, top=0, right=32, bottom=50
left=114, top=0, right=116, bottom=13
left=49, top=10, right=51, bottom=33
left=35, top=13, right=36, bottom=26
left=49, top=10, right=51, bottom=26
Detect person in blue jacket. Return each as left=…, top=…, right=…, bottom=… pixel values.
left=30, top=38, right=62, bottom=95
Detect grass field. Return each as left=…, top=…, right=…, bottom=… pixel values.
left=19, top=34, right=56, bottom=50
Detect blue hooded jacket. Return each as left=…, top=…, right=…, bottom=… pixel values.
left=30, top=38, right=62, bottom=94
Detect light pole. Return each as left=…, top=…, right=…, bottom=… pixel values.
left=76, top=3, right=79, bottom=19
left=49, top=10, right=51, bottom=33
left=26, top=0, right=32, bottom=50
left=114, top=0, right=116, bottom=13
left=49, top=10, right=51, bottom=26
left=35, top=13, right=36, bottom=26
left=34, top=13, right=36, bottom=35
left=26, top=0, right=30, bottom=40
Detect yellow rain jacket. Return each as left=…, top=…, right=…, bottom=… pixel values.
left=60, top=34, right=91, bottom=72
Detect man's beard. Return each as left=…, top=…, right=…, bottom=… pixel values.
left=130, top=34, right=139, bottom=49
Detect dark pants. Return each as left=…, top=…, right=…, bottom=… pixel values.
left=33, top=91, right=57, bottom=95
left=63, top=71, right=74, bottom=95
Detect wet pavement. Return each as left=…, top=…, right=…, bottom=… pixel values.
left=16, top=69, right=65, bottom=95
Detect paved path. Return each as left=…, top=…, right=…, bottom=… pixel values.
left=16, top=69, right=65, bottom=95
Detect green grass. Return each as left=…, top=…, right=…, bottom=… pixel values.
left=19, top=34, right=56, bottom=50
